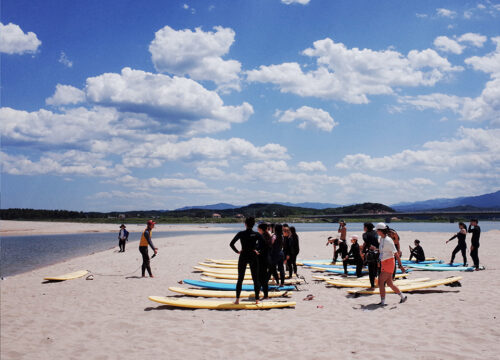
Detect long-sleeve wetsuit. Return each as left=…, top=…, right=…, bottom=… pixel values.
left=409, top=245, right=426, bottom=262
left=362, top=230, right=379, bottom=287
left=139, top=229, right=155, bottom=277
left=468, top=225, right=481, bottom=269
left=230, top=229, right=261, bottom=299
left=449, top=231, right=467, bottom=264
left=344, top=242, right=363, bottom=277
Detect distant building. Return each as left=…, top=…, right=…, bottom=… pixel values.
left=212, top=213, right=222, bottom=218
left=118, top=214, right=126, bottom=219
left=235, top=214, right=244, bottom=219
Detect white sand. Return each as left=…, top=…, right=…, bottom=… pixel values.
left=1, top=223, right=499, bottom=359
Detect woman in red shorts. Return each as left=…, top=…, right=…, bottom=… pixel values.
left=375, top=223, right=407, bottom=306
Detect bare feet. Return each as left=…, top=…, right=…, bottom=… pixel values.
left=234, top=299, right=240, bottom=305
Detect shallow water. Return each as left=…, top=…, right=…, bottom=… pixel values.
left=1, top=222, right=498, bottom=277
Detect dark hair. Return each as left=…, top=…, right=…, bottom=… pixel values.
left=364, top=222, right=374, bottom=231
left=458, top=222, right=466, bottom=230
left=274, top=224, right=283, bottom=237
left=258, top=223, right=272, bottom=246
left=414, top=239, right=420, bottom=244
left=290, top=226, right=298, bottom=241
left=471, top=218, right=479, bottom=223
left=283, top=223, right=289, bottom=227
left=245, top=217, right=255, bottom=228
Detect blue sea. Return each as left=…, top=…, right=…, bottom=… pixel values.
left=1, top=222, right=498, bottom=277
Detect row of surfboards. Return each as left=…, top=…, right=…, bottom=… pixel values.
left=150, top=258, right=299, bottom=309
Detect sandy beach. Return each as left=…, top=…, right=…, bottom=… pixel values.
left=1, top=221, right=499, bottom=359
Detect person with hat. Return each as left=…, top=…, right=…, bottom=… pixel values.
left=118, top=224, right=129, bottom=252
left=139, top=220, right=158, bottom=278
left=375, top=222, right=407, bottom=305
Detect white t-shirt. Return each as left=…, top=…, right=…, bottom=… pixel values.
left=379, top=236, right=397, bottom=261
left=119, top=229, right=127, bottom=240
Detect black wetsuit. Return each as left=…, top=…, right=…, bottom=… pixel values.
left=284, top=234, right=300, bottom=277
left=230, top=229, right=261, bottom=299
left=409, top=245, right=425, bottom=262
left=449, top=231, right=467, bottom=264
left=139, top=229, right=155, bottom=277
left=362, top=230, right=379, bottom=287
left=468, top=225, right=481, bottom=269
left=344, top=242, right=363, bottom=277
left=257, top=234, right=270, bottom=298
left=270, top=235, right=285, bottom=286
left=338, top=240, right=349, bottom=274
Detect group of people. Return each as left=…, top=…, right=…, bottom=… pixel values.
left=229, top=217, right=300, bottom=304
left=120, top=216, right=482, bottom=305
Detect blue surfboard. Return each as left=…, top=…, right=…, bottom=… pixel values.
left=183, top=279, right=295, bottom=291
left=406, top=264, right=473, bottom=271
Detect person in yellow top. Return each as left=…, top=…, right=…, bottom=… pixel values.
left=139, top=220, right=158, bottom=278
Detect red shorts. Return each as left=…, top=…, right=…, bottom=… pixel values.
left=381, top=257, right=395, bottom=274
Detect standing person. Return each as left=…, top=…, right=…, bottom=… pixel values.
left=446, top=222, right=468, bottom=265
left=139, top=220, right=157, bottom=278
left=344, top=235, right=363, bottom=277
left=408, top=240, right=425, bottom=263
left=283, top=226, right=292, bottom=277
left=338, top=220, right=347, bottom=242
left=288, top=226, right=300, bottom=277
left=375, top=223, right=407, bottom=305
left=270, top=224, right=286, bottom=286
left=257, top=223, right=272, bottom=300
left=361, top=222, right=379, bottom=290
left=337, top=237, right=349, bottom=275
left=326, top=237, right=340, bottom=263
left=118, top=224, right=129, bottom=252
left=230, top=217, right=261, bottom=304
left=468, top=219, right=481, bottom=270
left=387, top=227, right=401, bottom=280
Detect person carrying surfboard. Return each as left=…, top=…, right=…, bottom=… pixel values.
left=139, top=220, right=157, bottom=278
left=375, top=223, right=407, bottom=305
left=230, top=217, right=262, bottom=304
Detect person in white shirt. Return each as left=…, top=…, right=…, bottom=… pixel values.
left=118, top=224, right=129, bottom=252
left=375, top=223, right=407, bottom=305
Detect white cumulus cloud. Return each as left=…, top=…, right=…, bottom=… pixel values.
left=46, top=84, right=86, bottom=106
left=297, top=161, right=327, bottom=172
left=247, top=38, right=461, bottom=104
left=149, top=26, right=241, bottom=92
left=434, top=36, right=464, bottom=54
left=0, top=22, right=41, bottom=55
left=436, top=8, right=457, bottom=18
left=458, top=33, right=487, bottom=47
left=281, top=0, right=311, bottom=5
left=275, top=106, right=337, bottom=131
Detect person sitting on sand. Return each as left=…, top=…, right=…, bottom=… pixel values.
left=446, top=222, right=468, bottom=266
left=375, top=223, right=407, bottom=305
left=343, top=235, right=363, bottom=277
left=118, top=224, right=129, bottom=252
left=230, top=217, right=262, bottom=304
left=408, top=239, right=425, bottom=263
left=139, top=220, right=157, bottom=278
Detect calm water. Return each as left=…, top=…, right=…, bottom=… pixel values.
left=1, top=222, right=498, bottom=277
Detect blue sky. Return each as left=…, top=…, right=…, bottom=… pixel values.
left=1, top=0, right=499, bottom=211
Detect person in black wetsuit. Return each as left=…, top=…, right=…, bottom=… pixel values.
left=343, top=235, right=363, bottom=277
left=361, top=222, right=379, bottom=289
left=287, top=226, right=300, bottom=277
left=270, top=224, right=286, bottom=286
left=337, top=238, right=349, bottom=275
left=446, top=222, right=468, bottom=265
left=408, top=239, right=425, bottom=263
left=257, top=223, right=272, bottom=299
left=468, top=219, right=481, bottom=270
left=230, top=217, right=262, bottom=304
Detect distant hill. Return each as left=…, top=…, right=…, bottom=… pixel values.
left=392, top=190, right=500, bottom=211
left=275, top=202, right=342, bottom=209
left=174, top=203, right=239, bottom=211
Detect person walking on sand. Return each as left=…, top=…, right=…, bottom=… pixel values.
left=118, top=224, right=129, bottom=252
left=139, top=220, right=157, bottom=278
left=376, top=223, right=407, bottom=305
left=230, top=217, right=262, bottom=304
left=468, top=219, right=481, bottom=270
left=446, top=222, right=468, bottom=266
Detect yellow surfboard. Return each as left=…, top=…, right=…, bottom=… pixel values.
left=205, top=259, right=238, bottom=265
left=148, top=296, right=296, bottom=309
left=347, top=276, right=462, bottom=294
left=194, top=266, right=240, bottom=274
left=200, top=276, right=302, bottom=285
left=198, top=262, right=241, bottom=269
left=312, top=274, right=407, bottom=281
left=168, top=287, right=290, bottom=298
left=326, top=277, right=431, bottom=288
left=44, top=270, right=88, bottom=281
